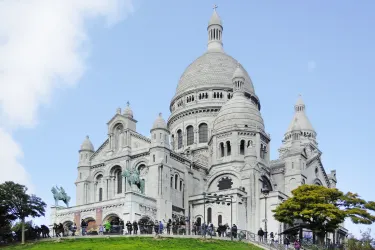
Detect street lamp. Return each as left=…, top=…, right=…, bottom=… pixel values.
left=261, top=186, right=270, bottom=240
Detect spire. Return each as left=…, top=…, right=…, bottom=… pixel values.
left=285, top=95, right=316, bottom=138
left=295, top=94, right=305, bottom=113
left=207, top=5, right=223, bottom=52
left=232, top=63, right=245, bottom=96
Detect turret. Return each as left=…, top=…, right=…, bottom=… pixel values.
left=328, top=170, right=337, bottom=188
left=207, top=5, right=223, bottom=52
left=150, top=113, right=170, bottom=149
left=76, top=135, right=94, bottom=206
left=232, top=63, right=245, bottom=96
left=79, top=135, right=94, bottom=164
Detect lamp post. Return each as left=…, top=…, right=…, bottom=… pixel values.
left=261, top=187, right=270, bottom=240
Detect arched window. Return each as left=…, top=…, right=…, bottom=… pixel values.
left=180, top=180, right=183, bottom=191
left=226, top=141, right=231, bottom=156
left=199, top=123, right=208, bottom=143
left=186, top=126, right=194, bottom=146
left=116, top=170, right=122, bottom=194
left=219, top=142, right=224, bottom=157
left=114, top=123, right=124, bottom=151
left=170, top=176, right=173, bottom=188
left=218, top=215, right=222, bottom=225
left=240, top=140, right=245, bottom=155
left=153, top=155, right=155, bottom=162
left=99, top=188, right=103, bottom=202
left=177, top=130, right=183, bottom=149
left=197, top=217, right=202, bottom=226
left=175, top=174, right=178, bottom=189
left=247, top=140, right=253, bottom=147
left=207, top=207, right=212, bottom=224
left=171, top=134, right=175, bottom=150
left=262, top=176, right=272, bottom=192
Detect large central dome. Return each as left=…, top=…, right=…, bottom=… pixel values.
left=175, top=51, right=255, bottom=97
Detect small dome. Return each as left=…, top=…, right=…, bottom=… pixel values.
left=208, top=9, right=222, bottom=27
left=123, top=102, right=133, bottom=118
left=233, top=64, right=246, bottom=79
left=152, top=113, right=167, bottom=130
left=213, top=94, right=264, bottom=133
left=80, top=136, right=94, bottom=152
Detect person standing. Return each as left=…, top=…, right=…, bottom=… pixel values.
left=294, top=239, right=301, bottom=250
left=80, top=219, right=86, bottom=236
left=231, top=224, right=238, bottom=239
left=126, top=221, right=132, bottom=235
left=98, top=224, right=104, bottom=236
left=285, top=237, right=290, bottom=249
left=154, top=220, right=159, bottom=235
left=270, top=232, right=274, bottom=242
left=71, top=223, right=77, bottom=236
left=167, top=219, right=172, bottom=235
left=159, top=221, right=164, bottom=234
left=258, top=228, right=264, bottom=242
left=132, top=221, right=138, bottom=235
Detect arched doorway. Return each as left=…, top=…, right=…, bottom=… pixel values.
left=83, top=217, right=96, bottom=234
left=62, top=220, right=73, bottom=236
left=102, top=213, right=123, bottom=234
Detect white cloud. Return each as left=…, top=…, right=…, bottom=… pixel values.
left=0, top=0, right=134, bottom=190
left=307, top=60, right=316, bottom=72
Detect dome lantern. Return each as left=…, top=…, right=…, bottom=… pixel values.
left=207, top=5, right=224, bottom=52
left=232, top=63, right=246, bottom=96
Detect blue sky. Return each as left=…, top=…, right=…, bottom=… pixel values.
left=1, top=0, right=374, bottom=237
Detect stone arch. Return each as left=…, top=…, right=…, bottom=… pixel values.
left=207, top=171, right=240, bottom=192
left=102, top=212, right=121, bottom=224
left=109, top=121, right=125, bottom=134
left=93, top=170, right=105, bottom=180
left=313, top=178, right=323, bottom=186
left=261, top=175, right=273, bottom=192
left=109, top=165, right=123, bottom=195
left=132, top=159, right=148, bottom=171
left=105, top=163, right=124, bottom=177
left=62, top=220, right=74, bottom=228
left=81, top=216, right=96, bottom=231
left=198, top=122, right=209, bottom=143
left=112, top=123, right=124, bottom=151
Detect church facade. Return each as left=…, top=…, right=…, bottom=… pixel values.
left=51, top=9, right=345, bottom=241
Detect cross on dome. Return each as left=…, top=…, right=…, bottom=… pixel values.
left=159, top=112, right=162, bottom=117
left=126, top=101, right=130, bottom=106
left=213, top=4, right=218, bottom=10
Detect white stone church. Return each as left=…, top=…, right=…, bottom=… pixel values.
left=51, top=8, right=347, bottom=242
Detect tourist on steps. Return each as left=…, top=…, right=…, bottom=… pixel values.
left=133, top=221, right=138, bottom=235
left=126, top=221, right=132, bottom=235
left=258, top=228, right=264, bottom=242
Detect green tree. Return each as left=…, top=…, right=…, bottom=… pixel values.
left=273, top=185, right=375, bottom=244
left=0, top=203, right=16, bottom=237
left=0, top=181, right=46, bottom=244
left=347, top=228, right=375, bottom=250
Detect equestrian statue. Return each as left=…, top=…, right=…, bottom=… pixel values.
left=123, top=168, right=145, bottom=194
left=51, top=186, right=71, bottom=207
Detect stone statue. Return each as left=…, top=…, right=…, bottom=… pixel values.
left=51, top=186, right=71, bottom=207
left=123, top=168, right=145, bottom=194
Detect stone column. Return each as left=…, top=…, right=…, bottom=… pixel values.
left=96, top=208, right=103, bottom=225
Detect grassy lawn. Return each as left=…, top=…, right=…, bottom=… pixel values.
left=2, top=236, right=263, bottom=250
